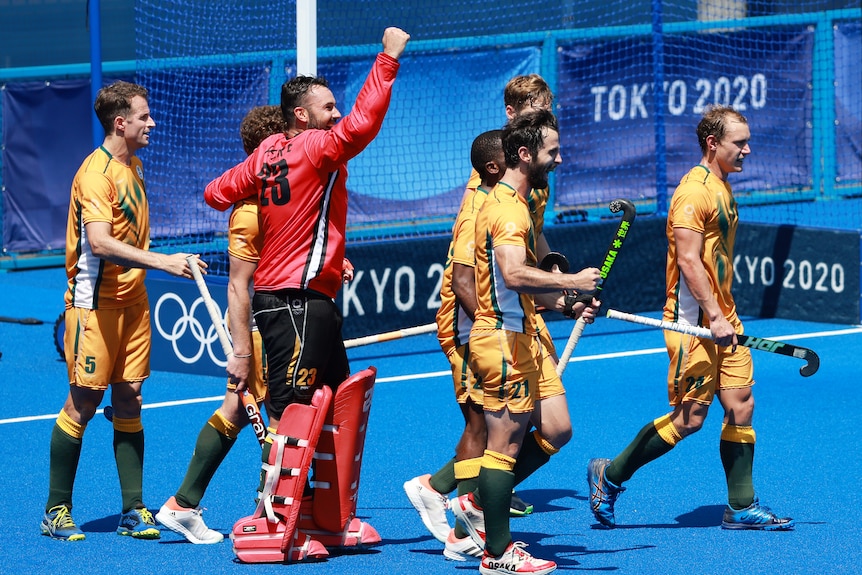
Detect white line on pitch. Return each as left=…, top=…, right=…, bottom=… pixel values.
left=0, top=395, right=225, bottom=426
left=6, top=326, right=860, bottom=426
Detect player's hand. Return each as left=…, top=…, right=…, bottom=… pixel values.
left=710, top=316, right=737, bottom=351
left=567, top=267, right=602, bottom=293
left=164, top=253, right=207, bottom=279
left=227, top=353, right=251, bottom=392
left=566, top=297, right=601, bottom=322
left=342, top=257, right=355, bottom=283
left=580, top=298, right=601, bottom=324
left=382, top=27, right=410, bottom=59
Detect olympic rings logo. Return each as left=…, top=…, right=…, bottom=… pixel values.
left=154, top=291, right=228, bottom=367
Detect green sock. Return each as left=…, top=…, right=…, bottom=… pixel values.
left=478, top=467, right=515, bottom=557
left=175, top=423, right=236, bottom=509
left=114, top=428, right=145, bottom=513
left=257, top=440, right=273, bottom=497
left=457, top=476, right=479, bottom=496
left=511, top=432, right=551, bottom=486
left=46, top=424, right=83, bottom=510
left=606, top=421, right=675, bottom=486
left=429, top=457, right=457, bottom=495
left=720, top=440, right=755, bottom=509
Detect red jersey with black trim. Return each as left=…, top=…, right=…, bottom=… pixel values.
left=205, top=52, right=400, bottom=299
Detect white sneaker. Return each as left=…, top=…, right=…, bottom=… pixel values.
left=479, top=541, right=556, bottom=575
left=450, top=492, right=485, bottom=550
left=403, top=474, right=451, bottom=543
left=443, top=527, right=483, bottom=561
left=155, top=498, right=224, bottom=544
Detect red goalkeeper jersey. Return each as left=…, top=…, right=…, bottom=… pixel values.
left=205, top=52, right=400, bottom=299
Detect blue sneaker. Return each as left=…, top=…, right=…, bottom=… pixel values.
left=117, top=507, right=161, bottom=539
left=587, top=458, right=625, bottom=528
left=721, top=498, right=794, bottom=531
left=41, top=504, right=85, bottom=541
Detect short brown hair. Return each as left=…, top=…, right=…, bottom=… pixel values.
left=697, top=105, right=748, bottom=154
left=240, top=105, right=288, bottom=154
left=501, top=109, right=558, bottom=168
left=94, top=81, right=149, bottom=136
left=504, top=74, right=554, bottom=114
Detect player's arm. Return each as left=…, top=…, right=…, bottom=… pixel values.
left=314, top=28, right=409, bottom=168
left=494, top=243, right=600, bottom=295
left=204, top=154, right=259, bottom=211
left=85, top=221, right=203, bottom=279
left=226, top=254, right=255, bottom=391
left=535, top=232, right=551, bottom=263
left=451, top=262, right=477, bottom=321
left=674, top=226, right=736, bottom=347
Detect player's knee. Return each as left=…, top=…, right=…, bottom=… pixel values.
left=218, top=393, right=248, bottom=424
left=556, top=427, right=573, bottom=449
left=676, top=417, right=705, bottom=437
left=534, top=429, right=566, bottom=455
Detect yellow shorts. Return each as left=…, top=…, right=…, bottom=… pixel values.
left=226, top=329, right=268, bottom=403
left=537, top=339, right=565, bottom=401
left=470, top=330, right=561, bottom=414
left=65, top=301, right=151, bottom=390
left=536, top=314, right=556, bottom=360
left=665, top=330, right=754, bottom=406
left=536, top=317, right=564, bottom=400
left=446, top=342, right=482, bottom=405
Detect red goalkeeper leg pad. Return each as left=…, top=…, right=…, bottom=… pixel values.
left=230, top=517, right=328, bottom=563
left=298, top=496, right=382, bottom=548
left=230, top=386, right=333, bottom=563
left=308, top=367, right=378, bottom=540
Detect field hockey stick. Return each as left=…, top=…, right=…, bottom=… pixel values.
left=605, top=309, right=820, bottom=377
left=556, top=198, right=637, bottom=376
left=0, top=315, right=43, bottom=325
left=343, top=322, right=437, bottom=349
left=186, top=256, right=267, bottom=445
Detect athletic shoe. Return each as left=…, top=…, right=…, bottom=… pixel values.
left=450, top=492, right=485, bottom=549
left=509, top=490, right=533, bottom=517
left=40, top=504, right=85, bottom=541
left=721, top=498, right=795, bottom=531
left=443, top=527, right=483, bottom=561
left=156, top=498, right=224, bottom=544
left=403, top=474, right=450, bottom=543
left=587, top=458, right=625, bottom=528
left=116, top=507, right=161, bottom=539
left=479, top=541, right=556, bottom=575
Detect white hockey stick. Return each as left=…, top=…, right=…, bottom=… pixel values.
left=187, top=256, right=267, bottom=445
left=605, top=308, right=820, bottom=377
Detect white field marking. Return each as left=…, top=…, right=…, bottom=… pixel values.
left=6, top=326, right=861, bottom=426
left=0, top=395, right=225, bottom=426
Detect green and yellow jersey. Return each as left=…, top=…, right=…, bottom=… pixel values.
left=472, top=182, right=539, bottom=336
left=65, top=147, right=149, bottom=310
left=664, top=164, right=740, bottom=329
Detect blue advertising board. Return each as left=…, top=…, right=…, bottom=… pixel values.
left=147, top=271, right=230, bottom=377
left=146, top=217, right=860, bottom=376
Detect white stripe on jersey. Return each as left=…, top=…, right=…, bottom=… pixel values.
left=489, top=246, right=527, bottom=333
left=675, top=274, right=701, bottom=327
left=302, top=171, right=338, bottom=290
left=72, top=219, right=98, bottom=309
